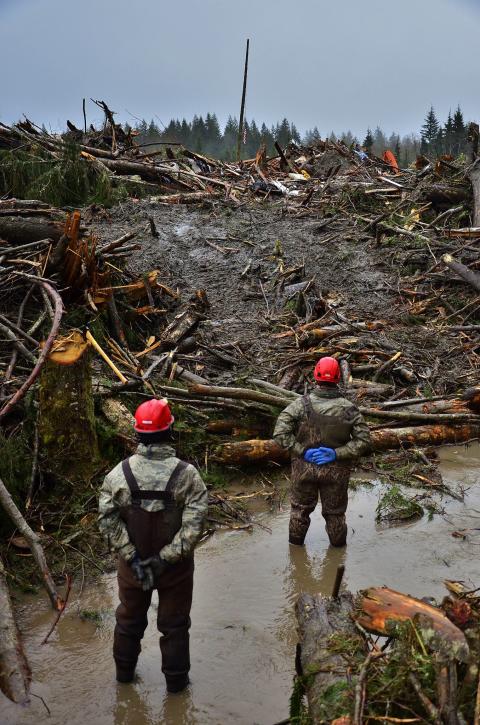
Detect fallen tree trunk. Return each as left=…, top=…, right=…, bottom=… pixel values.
left=98, top=158, right=193, bottom=191
left=0, top=478, right=62, bottom=610
left=0, top=561, right=30, bottom=704
left=442, top=253, right=480, bottom=293
left=214, top=424, right=480, bottom=464
left=152, top=190, right=219, bottom=204
left=188, top=383, right=288, bottom=408
left=0, top=216, right=64, bottom=245
left=296, top=592, right=362, bottom=722
left=360, top=406, right=478, bottom=424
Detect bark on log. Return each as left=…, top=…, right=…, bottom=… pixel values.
left=38, top=350, right=99, bottom=483
left=214, top=439, right=290, bottom=465
left=360, top=406, right=477, bottom=424
left=402, top=398, right=480, bottom=415
left=214, top=424, right=480, bottom=464
left=442, top=253, right=480, bottom=293
left=188, top=383, right=287, bottom=408
left=0, top=478, right=62, bottom=610
left=296, top=592, right=362, bottom=722
left=98, top=158, right=192, bottom=191
left=0, top=217, right=64, bottom=245
left=0, top=561, right=30, bottom=704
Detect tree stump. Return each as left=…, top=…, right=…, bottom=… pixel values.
left=38, top=350, right=99, bottom=482
left=296, top=592, right=364, bottom=722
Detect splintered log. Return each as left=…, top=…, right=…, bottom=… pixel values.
left=161, top=307, right=206, bottom=348
left=0, top=562, right=30, bottom=704
left=214, top=424, right=480, bottom=464
left=357, top=587, right=469, bottom=662
left=0, top=478, right=62, bottom=610
left=0, top=216, right=64, bottom=245
left=442, top=253, right=480, bottom=293
left=296, top=592, right=362, bottom=722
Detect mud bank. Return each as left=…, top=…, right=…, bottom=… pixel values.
left=2, top=443, right=479, bottom=725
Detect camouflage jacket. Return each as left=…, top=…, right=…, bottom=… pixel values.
left=98, top=443, right=208, bottom=564
left=273, top=386, right=371, bottom=461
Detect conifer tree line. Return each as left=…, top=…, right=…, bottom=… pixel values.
left=131, top=105, right=472, bottom=165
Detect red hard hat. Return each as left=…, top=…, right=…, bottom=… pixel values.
left=313, top=356, right=341, bottom=384
left=134, top=398, right=174, bottom=433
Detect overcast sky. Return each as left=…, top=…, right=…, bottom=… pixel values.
left=1, top=0, right=479, bottom=139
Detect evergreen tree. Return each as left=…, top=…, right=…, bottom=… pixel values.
left=260, top=123, right=275, bottom=155
left=276, top=118, right=291, bottom=147
left=372, top=126, right=387, bottom=156
left=205, top=113, right=221, bottom=156
left=341, top=130, right=354, bottom=147
left=452, top=105, right=466, bottom=155
left=222, top=116, right=239, bottom=159
left=444, top=111, right=454, bottom=154
left=363, top=128, right=374, bottom=151
left=147, top=119, right=160, bottom=140
left=421, top=106, right=440, bottom=152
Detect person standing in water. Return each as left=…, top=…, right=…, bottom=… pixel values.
left=273, top=357, right=370, bottom=547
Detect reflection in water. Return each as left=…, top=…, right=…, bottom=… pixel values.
left=288, top=544, right=346, bottom=599
left=114, top=681, right=196, bottom=725
left=114, top=683, right=152, bottom=725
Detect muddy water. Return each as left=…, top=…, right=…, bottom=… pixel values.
left=4, top=443, right=480, bottom=725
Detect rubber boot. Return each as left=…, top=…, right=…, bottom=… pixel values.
left=116, top=666, right=135, bottom=683
left=166, top=673, right=190, bottom=693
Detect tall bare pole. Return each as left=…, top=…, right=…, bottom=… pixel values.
left=236, top=38, right=250, bottom=162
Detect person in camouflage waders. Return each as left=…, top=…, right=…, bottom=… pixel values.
left=273, top=357, right=370, bottom=547
left=98, top=398, right=208, bottom=693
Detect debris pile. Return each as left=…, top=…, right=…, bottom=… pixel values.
left=296, top=580, right=480, bottom=723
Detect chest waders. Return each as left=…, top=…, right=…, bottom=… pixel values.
left=120, top=457, right=188, bottom=561
left=114, top=457, right=194, bottom=691
left=289, top=395, right=352, bottom=547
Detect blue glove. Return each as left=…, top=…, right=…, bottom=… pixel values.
left=311, top=447, right=336, bottom=466
left=303, top=448, right=321, bottom=464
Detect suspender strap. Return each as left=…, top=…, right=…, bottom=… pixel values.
left=122, top=458, right=173, bottom=504
left=121, top=458, right=188, bottom=504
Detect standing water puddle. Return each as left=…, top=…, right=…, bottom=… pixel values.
left=3, top=443, right=480, bottom=724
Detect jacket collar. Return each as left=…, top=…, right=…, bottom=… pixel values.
left=311, top=385, right=340, bottom=400
left=136, top=443, right=176, bottom=460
